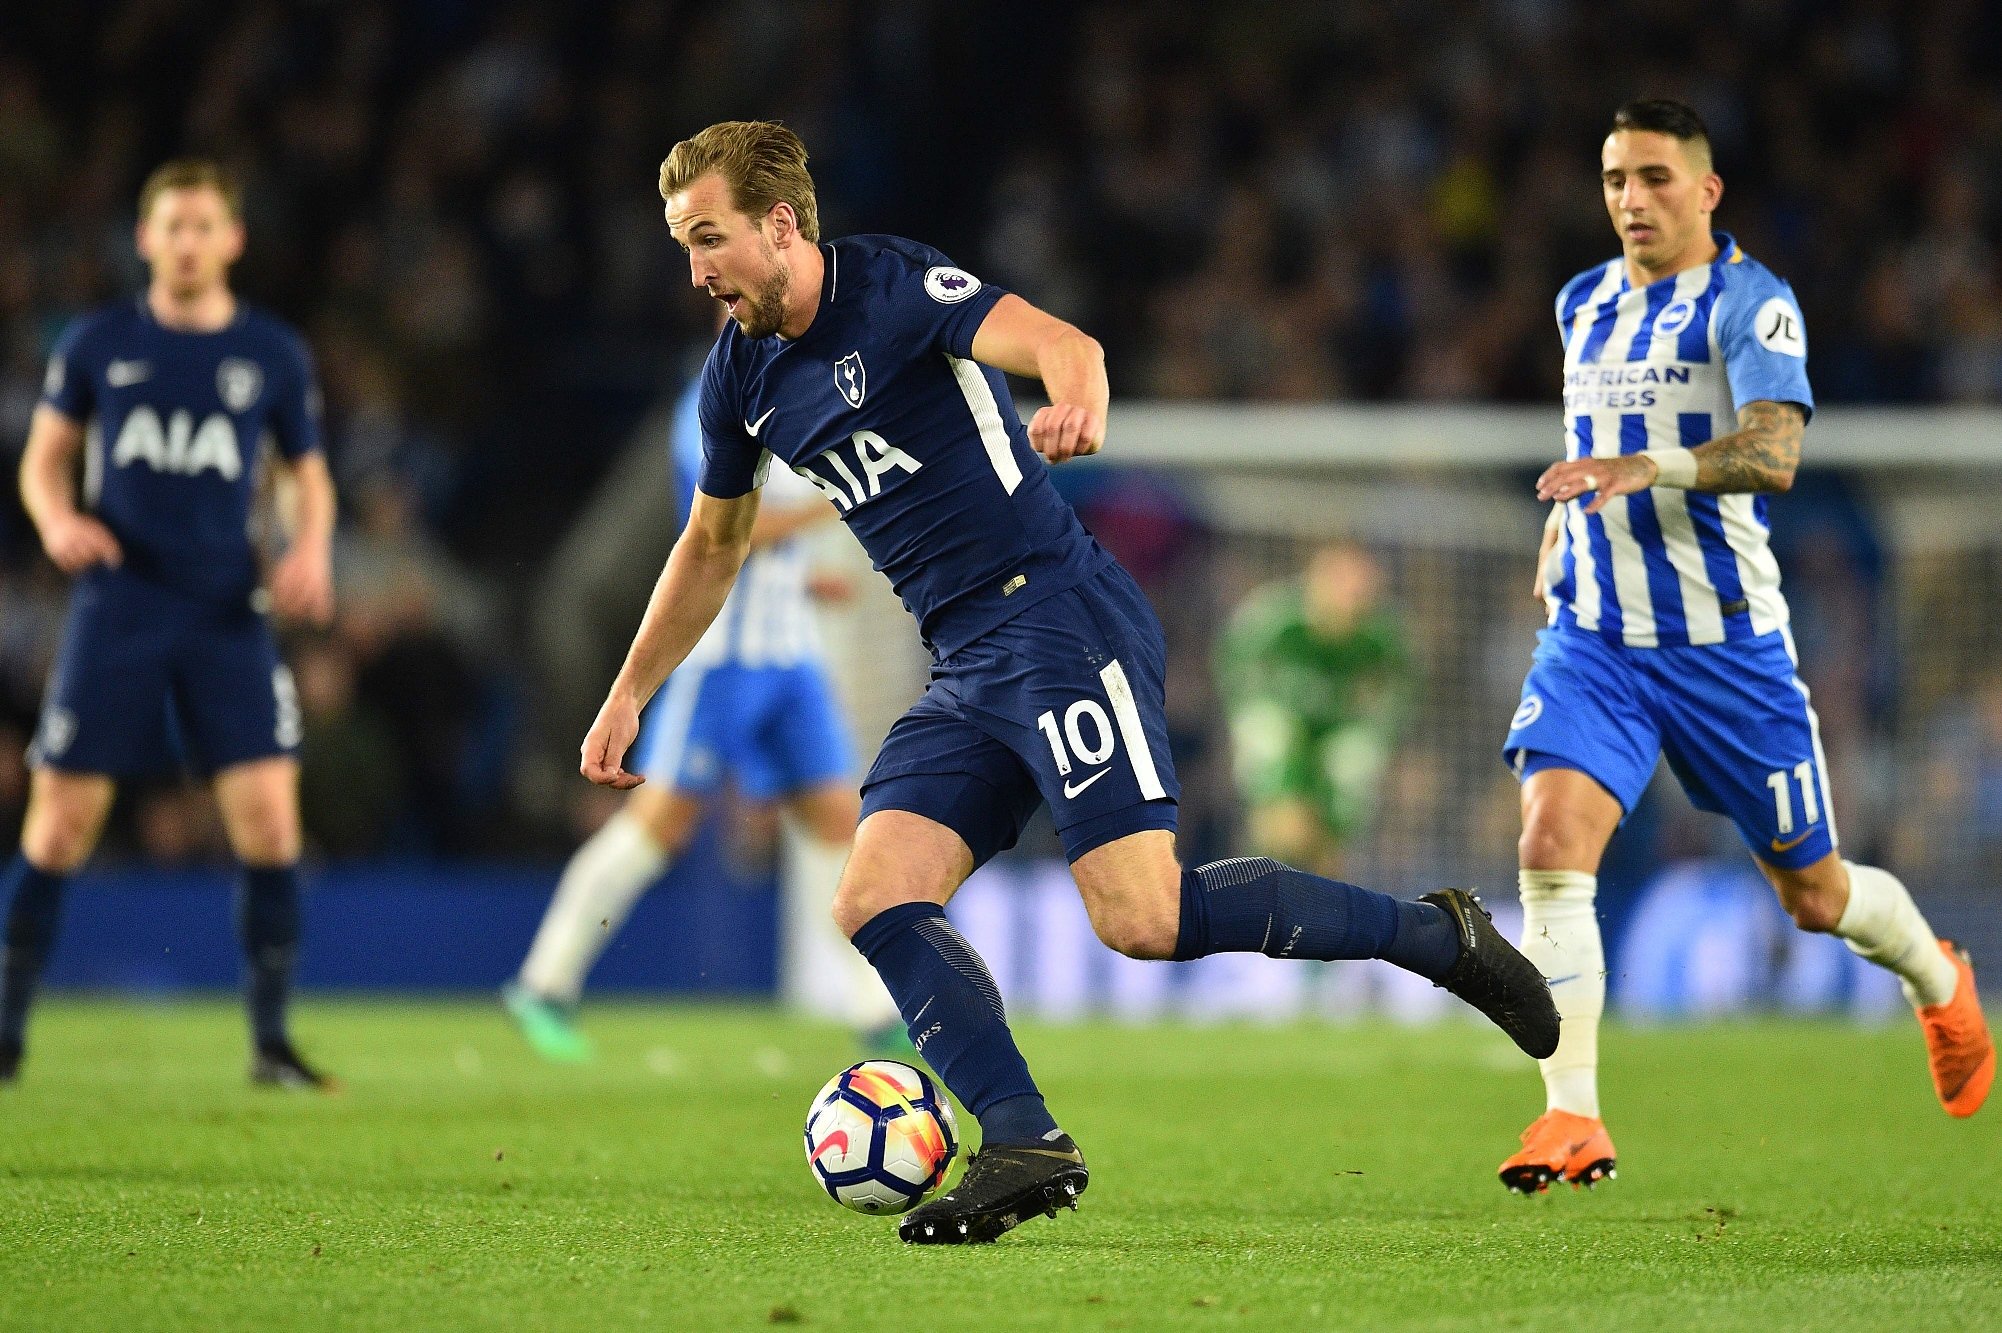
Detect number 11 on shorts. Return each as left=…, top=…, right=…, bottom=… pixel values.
left=1766, top=759, right=1820, bottom=835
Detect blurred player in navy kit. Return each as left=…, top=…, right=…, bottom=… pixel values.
left=1, top=161, right=338, bottom=1088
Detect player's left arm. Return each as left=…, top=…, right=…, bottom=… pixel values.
left=969, top=295, right=1108, bottom=463
left=1540, top=277, right=1813, bottom=514
left=582, top=487, right=762, bottom=789
left=267, top=451, right=336, bottom=626
left=1537, top=401, right=1805, bottom=514
left=1685, top=400, right=1806, bottom=493
left=264, top=331, right=335, bottom=624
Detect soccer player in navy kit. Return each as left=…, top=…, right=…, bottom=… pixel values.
left=582, top=122, right=1558, bottom=1244
left=0, top=160, right=337, bottom=1088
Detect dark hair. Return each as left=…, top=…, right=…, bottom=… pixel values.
left=1610, top=99, right=1710, bottom=147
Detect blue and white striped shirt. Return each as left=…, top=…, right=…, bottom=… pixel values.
left=668, top=381, right=824, bottom=669
left=1546, top=233, right=1814, bottom=648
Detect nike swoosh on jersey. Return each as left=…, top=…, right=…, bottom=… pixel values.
left=106, top=360, right=152, bottom=387
left=1062, top=768, right=1111, bottom=798
left=745, top=407, right=776, bottom=437
left=1769, top=830, right=1814, bottom=853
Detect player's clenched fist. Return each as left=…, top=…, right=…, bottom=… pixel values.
left=1535, top=454, right=1659, bottom=515
left=1028, top=403, right=1103, bottom=463
left=40, top=511, right=124, bottom=574
left=581, top=689, right=645, bottom=789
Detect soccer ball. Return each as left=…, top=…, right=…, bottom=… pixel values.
left=803, top=1060, right=959, bottom=1214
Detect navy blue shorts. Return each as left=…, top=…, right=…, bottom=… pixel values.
left=1502, top=621, right=1838, bottom=870
left=862, top=564, right=1180, bottom=866
left=30, top=572, right=299, bottom=779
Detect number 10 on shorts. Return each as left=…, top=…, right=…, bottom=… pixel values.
left=1036, top=700, right=1115, bottom=777
left=1766, top=759, right=1820, bottom=835
left=1033, top=662, right=1169, bottom=802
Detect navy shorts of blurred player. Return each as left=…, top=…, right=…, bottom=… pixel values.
left=31, top=568, right=297, bottom=778
left=861, top=563, right=1180, bottom=867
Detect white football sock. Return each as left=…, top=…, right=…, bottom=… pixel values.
left=780, top=821, right=899, bottom=1030
left=1518, top=868, right=1604, bottom=1119
left=518, top=811, right=668, bottom=1004
left=1834, top=862, right=1957, bottom=1009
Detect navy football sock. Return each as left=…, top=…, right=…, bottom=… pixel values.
left=239, top=865, right=301, bottom=1050
left=851, top=902, right=1059, bottom=1146
left=1, top=856, right=67, bottom=1048
left=1172, top=857, right=1461, bottom=982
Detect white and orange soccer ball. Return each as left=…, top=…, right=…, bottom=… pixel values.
left=803, top=1060, right=959, bottom=1214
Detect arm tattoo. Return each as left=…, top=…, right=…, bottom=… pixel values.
left=1693, top=401, right=1805, bottom=493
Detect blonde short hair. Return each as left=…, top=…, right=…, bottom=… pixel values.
left=658, top=121, right=820, bottom=243
left=138, top=158, right=243, bottom=223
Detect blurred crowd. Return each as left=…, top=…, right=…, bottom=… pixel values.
left=1, top=0, right=1999, bottom=864
left=981, top=0, right=2002, bottom=403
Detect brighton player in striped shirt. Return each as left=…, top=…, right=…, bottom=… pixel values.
left=505, top=315, right=896, bottom=1060
left=1498, top=99, right=1992, bottom=1191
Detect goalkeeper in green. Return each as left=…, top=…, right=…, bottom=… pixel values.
left=1214, top=541, right=1414, bottom=876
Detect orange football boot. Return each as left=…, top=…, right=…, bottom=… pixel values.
left=1918, top=941, right=1993, bottom=1118
left=1499, top=1109, right=1617, bottom=1194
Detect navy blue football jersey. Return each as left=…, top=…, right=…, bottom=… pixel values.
left=696, top=236, right=1112, bottom=656
left=41, top=298, right=322, bottom=604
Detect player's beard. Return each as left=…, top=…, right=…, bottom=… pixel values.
left=162, top=257, right=225, bottom=304
left=733, top=244, right=793, bottom=339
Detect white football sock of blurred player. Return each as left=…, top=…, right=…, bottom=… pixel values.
left=517, top=794, right=677, bottom=1003
left=780, top=812, right=898, bottom=1031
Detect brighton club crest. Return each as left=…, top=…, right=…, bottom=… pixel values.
left=835, top=352, right=867, bottom=409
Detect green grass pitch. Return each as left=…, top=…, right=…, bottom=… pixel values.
left=2, top=1000, right=1997, bottom=1331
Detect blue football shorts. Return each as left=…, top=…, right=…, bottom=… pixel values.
left=31, top=571, right=298, bottom=778
left=1502, top=621, right=1838, bottom=869
left=861, top=563, right=1181, bottom=867
left=630, top=659, right=855, bottom=801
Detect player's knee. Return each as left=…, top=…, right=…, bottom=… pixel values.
left=21, top=796, right=104, bottom=873
left=1517, top=811, right=1595, bottom=871
left=830, top=879, right=894, bottom=941
left=1519, top=773, right=1622, bottom=871
left=20, top=818, right=94, bottom=875
left=228, top=808, right=300, bottom=865
left=1085, top=902, right=1179, bottom=961
left=625, top=788, right=694, bottom=852
left=1779, top=884, right=1844, bottom=934
left=801, top=805, right=857, bottom=847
